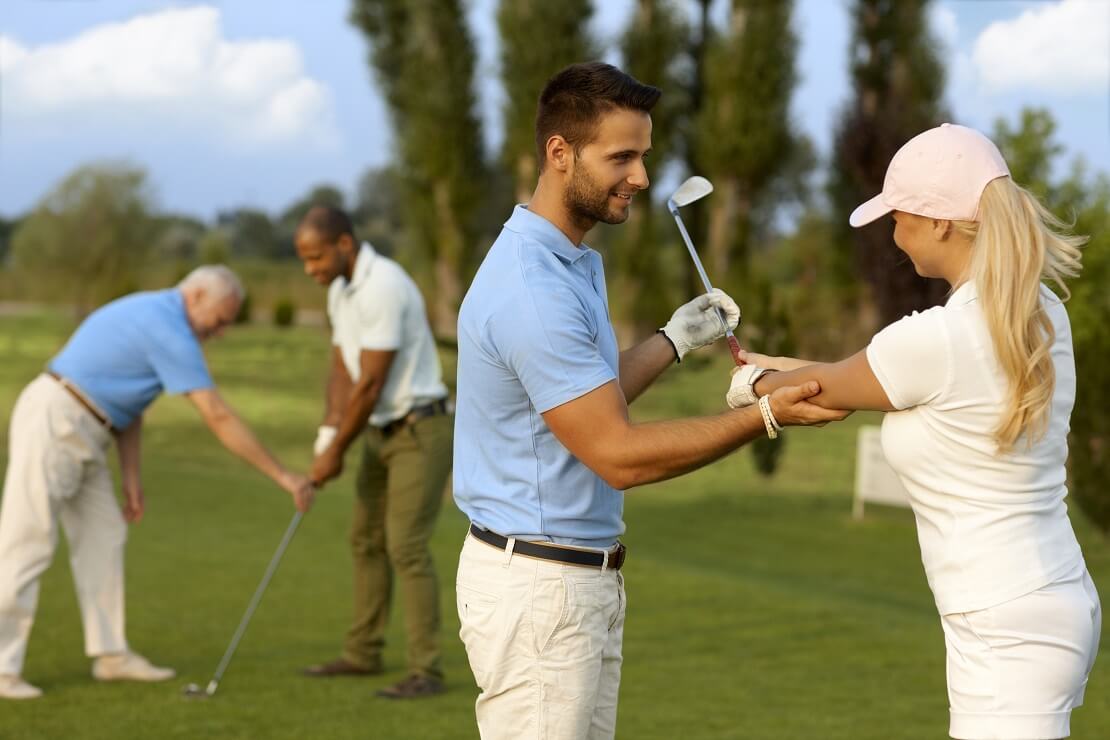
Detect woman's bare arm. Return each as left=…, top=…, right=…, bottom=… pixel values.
left=749, top=349, right=896, bottom=412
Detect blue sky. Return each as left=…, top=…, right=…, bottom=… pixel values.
left=1, top=0, right=1107, bottom=220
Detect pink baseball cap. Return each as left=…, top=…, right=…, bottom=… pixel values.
left=849, top=123, right=1011, bottom=227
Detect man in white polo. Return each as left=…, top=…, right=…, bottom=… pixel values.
left=295, top=206, right=453, bottom=700
left=0, top=266, right=315, bottom=700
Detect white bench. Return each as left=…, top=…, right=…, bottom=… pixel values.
left=853, top=425, right=911, bottom=519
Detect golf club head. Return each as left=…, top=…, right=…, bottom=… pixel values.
left=669, top=176, right=713, bottom=210
left=182, top=680, right=218, bottom=699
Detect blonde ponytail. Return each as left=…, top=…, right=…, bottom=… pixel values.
left=952, top=178, right=1085, bottom=453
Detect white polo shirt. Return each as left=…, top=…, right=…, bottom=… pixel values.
left=327, top=243, right=448, bottom=428
left=866, top=281, right=1083, bottom=615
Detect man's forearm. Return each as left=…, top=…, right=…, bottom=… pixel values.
left=332, top=380, right=383, bottom=453
left=323, top=355, right=353, bottom=426
left=115, top=416, right=143, bottom=489
left=208, top=410, right=288, bottom=484
left=607, top=406, right=766, bottom=490
left=618, top=333, right=676, bottom=404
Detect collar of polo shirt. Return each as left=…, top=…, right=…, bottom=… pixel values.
left=339, top=243, right=378, bottom=293
left=505, top=206, right=593, bottom=265
left=946, top=280, right=978, bottom=307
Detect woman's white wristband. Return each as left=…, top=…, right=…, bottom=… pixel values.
left=757, top=395, right=781, bottom=439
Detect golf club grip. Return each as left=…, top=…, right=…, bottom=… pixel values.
left=727, top=333, right=745, bottom=366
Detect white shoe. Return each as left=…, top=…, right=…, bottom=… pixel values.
left=0, top=674, right=43, bottom=700
left=92, top=652, right=176, bottom=682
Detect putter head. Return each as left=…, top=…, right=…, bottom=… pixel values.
left=669, top=176, right=713, bottom=211
left=182, top=680, right=218, bottom=699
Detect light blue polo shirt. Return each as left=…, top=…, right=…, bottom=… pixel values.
left=453, top=205, right=623, bottom=548
left=48, top=289, right=214, bottom=429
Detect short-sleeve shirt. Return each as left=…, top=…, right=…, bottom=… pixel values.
left=453, top=205, right=622, bottom=548
left=866, top=281, right=1083, bottom=614
left=326, top=243, right=448, bottom=428
left=48, top=289, right=214, bottom=429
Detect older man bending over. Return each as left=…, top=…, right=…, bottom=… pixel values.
left=0, top=266, right=315, bottom=700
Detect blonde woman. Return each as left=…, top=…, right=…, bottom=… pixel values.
left=728, top=124, right=1099, bottom=740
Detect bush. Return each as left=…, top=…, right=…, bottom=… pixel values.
left=747, top=277, right=796, bottom=477
left=272, top=298, right=296, bottom=328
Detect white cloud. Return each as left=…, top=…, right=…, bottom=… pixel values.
left=972, top=0, right=1109, bottom=94
left=930, top=2, right=959, bottom=51
left=0, top=6, right=337, bottom=147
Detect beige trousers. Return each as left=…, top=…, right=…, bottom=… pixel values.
left=0, top=374, right=127, bottom=676
left=456, top=533, right=626, bottom=740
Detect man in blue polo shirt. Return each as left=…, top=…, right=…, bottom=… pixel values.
left=453, top=62, right=847, bottom=738
left=0, top=265, right=315, bottom=700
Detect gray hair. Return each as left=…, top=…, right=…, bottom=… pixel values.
left=177, top=265, right=245, bottom=303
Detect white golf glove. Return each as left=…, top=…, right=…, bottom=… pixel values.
left=726, top=364, right=772, bottom=409
left=661, top=289, right=741, bottom=361
left=313, top=425, right=338, bottom=456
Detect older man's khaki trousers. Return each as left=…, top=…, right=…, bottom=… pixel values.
left=0, top=375, right=128, bottom=677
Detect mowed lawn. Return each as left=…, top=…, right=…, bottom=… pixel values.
left=1, top=308, right=1107, bottom=739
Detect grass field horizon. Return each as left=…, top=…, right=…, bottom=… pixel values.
left=1, top=309, right=1106, bottom=739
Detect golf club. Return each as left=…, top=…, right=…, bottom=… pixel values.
left=666, top=176, right=745, bottom=366
left=183, top=510, right=304, bottom=699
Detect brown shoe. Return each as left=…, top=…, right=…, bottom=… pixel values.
left=302, top=658, right=381, bottom=677
left=375, top=674, right=445, bottom=699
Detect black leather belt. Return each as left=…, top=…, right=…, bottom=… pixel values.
left=469, top=524, right=626, bottom=571
left=46, top=371, right=114, bottom=431
left=379, top=399, right=450, bottom=438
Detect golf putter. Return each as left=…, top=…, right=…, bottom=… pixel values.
left=667, top=176, right=745, bottom=366
left=183, top=510, right=304, bottom=699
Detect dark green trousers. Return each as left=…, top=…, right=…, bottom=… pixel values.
left=341, top=413, right=453, bottom=678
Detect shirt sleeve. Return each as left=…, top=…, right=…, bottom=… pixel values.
left=150, top=335, right=214, bottom=395
left=865, top=307, right=951, bottom=410
left=356, top=277, right=405, bottom=351
left=491, top=271, right=617, bottom=414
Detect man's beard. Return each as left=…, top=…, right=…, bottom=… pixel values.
left=564, top=162, right=629, bottom=229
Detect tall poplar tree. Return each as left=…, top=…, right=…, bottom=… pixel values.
left=350, top=0, right=486, bottom=335
left=498, top=1, right=595, bottom=204
left=831, top=0, right=949, bottom=328
left=611, top=0, right=690, bottom=338
left=696, top=0, right=804, bottom=289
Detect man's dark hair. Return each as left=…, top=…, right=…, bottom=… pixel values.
left=299, top=205, right=355, bottom=245
left=535, top=62, right=661, bottom=171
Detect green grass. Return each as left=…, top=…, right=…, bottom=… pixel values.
left=1, top=308, right=1107, bottom=739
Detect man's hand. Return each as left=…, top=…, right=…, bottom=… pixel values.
left=310, top=447, right=344, bottom=486
left=279, top=471, right=317, bottom=513
left=122, top=483, right=145, bottom=524
left=661, top=289, right=740, bottom=360
left=313, top=425, right=338, bottom=456
left=768, top=382, right=851, bottom=427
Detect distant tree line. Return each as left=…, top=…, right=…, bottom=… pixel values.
left=2, top=0, right=1107, bottom=524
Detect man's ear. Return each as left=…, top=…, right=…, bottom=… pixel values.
left=337, top=233, right=357, bottom=255
left=545, top=135, right=572, bottom=174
